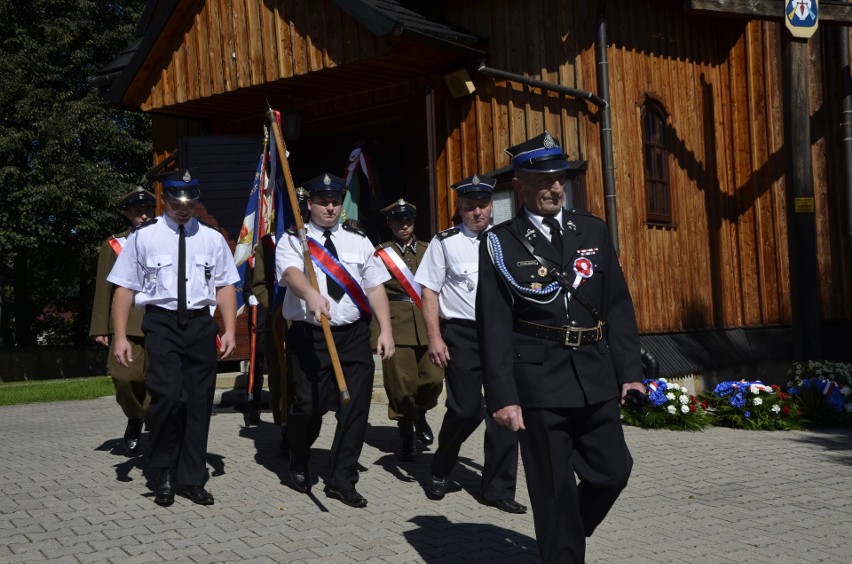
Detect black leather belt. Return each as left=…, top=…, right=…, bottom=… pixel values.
left=441, top=318, right=476, bottom=329
left=513, top=319, right=606, bottom=347
left=146, top=305, right=209, bottom=319
left=387, top=294, right=415, bottom=303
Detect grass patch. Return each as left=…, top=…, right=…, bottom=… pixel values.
left=0, top=377, right=114, bottom=406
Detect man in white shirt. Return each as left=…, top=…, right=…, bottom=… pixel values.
left=414, top=174, right=525, bottom=514
left=109, top=169, right=239, bottom=507
left=276, top=172, right=394, bottom=508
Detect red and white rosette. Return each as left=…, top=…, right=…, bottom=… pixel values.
left=572, top=257, right=594, bottom=290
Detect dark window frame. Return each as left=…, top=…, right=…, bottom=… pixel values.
left=640, top=100, right=672, bottom=225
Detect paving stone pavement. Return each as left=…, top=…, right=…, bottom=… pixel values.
left=1, top=392, right=852, bottom=563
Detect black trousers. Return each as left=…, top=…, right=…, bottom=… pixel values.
left=431, top=320, right=519, bottom=501
left=521, top=400, right=633, bottom=564
left=142, top=310, right=219, bottom=486
left=286, top=319, right=374, bottom=491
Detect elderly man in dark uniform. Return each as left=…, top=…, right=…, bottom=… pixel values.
left=477, top=132, right=644, bottom=563
left=109, top=170, right=240, bottom=507
left=90, top=186, right=155, bottom=456
left=374, top=199, right=442, bottom=461
left=415, top=175, right=525, bottom=514
left=276, top=173, right=394, bottom=508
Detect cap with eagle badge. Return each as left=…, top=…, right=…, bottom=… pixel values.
left=380, top=199, right=417, bottom=221
left=160, top=169, right=201, bottom=202
left=504, top=131, right=570, bottom=173
left=302, top=172, right=346, bottom=197
left=118, top=186, right=156, bottom=209
left=451, top=173, right=495, bottom=200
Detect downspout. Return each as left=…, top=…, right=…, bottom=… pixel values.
left=595, top=2, right=619, bottom=255
left=477, top=62, right=607, bottom=108
left=839, top=21, right=852, bottom=260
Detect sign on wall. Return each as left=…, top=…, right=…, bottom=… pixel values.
left=786, top=0, right=819, bottom=38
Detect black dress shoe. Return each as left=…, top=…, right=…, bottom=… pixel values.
left=154, top=468, right=174, bottom=507
left=480, top=497, right=527, bottom=514
left=324, top=486, right=367, bottom=508
left=289, top=468, right=311, bottom=493
left=176, top=485, right=214, bottom=505
left=415, top=415, right=434, bottom=447
left=426, top=474, right=449, bottom=500
left=123, top=418, right=143, bottom=455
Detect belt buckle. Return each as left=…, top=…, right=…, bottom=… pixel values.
left=563, top=327, right=582, bottom=347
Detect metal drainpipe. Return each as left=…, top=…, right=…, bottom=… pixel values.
left=596, top=2, right=619, bottom=255
left=840, top=21, right=852, bottom=260
left=477, top=62, right=606, bottom=108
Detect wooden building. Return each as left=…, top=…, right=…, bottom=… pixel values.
left=92, top=0, right=852, bottom=378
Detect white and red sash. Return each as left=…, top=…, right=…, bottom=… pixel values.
left=306, top=236, right=371, bottom=317
left=375, top=245, right=422, bottom=309
left=108, top=236, right=127, bottom=256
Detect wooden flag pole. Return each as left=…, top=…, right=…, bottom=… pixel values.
left=267, top=108, right=350, bottom=405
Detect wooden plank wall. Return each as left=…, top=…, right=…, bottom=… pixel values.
left=136, top=0, right=383, bottom=112
left=578, top=2, right=845, bottom=331
left=433, top=0, right=847, bottom=331
left=435, top=0, right=585, bottom=229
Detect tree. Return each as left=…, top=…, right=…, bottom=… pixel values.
left=0, top=0, right=151, bottom=346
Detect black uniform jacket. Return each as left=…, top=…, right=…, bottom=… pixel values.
left=477, top=208, right=641, bottom=411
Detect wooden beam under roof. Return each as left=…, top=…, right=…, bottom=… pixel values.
left=684, top=0, right=852, bottom=24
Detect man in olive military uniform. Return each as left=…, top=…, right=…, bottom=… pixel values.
left=89, top=186, right=155, bottom=456
left=374, top=199, right=442, bottom=461
left=477, top=132, right=644, bottom=563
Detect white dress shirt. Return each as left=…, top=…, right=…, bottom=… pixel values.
left=107, top=214, right=240, bottom=310
left=414, top=223, right=486, bottom=321
left=275, top=221, right=390, bottom=325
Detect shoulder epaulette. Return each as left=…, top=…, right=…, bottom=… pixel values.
left=437, top=227, right=460, bottom=240
left=566, top=207, right=594, bottom=218
left=342, top=219, right=367, bottom=237
left=198, top=219, right=221, bottom=232
left=131, top=218, right=157, bottom=232
left=109, top=228, right=131, bottom=239
left=285, top=227, right=297, bottom=236
left=375, top=241, right=392, bottom=251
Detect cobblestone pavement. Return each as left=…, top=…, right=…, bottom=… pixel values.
left=1, top=393, right=851, bottom=563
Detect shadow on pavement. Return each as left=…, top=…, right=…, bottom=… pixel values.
left=363, top=422, right=489, bottom=501
left=790, top=427, right=852, bottom=463
left=404, top=515, right=538, bottom=563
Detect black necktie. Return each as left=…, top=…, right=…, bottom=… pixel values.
left=543, top=217, right=563, bottom=256
left=178, top=224, right=188, bottom=324
left=323, top=229, right=346, bottom=301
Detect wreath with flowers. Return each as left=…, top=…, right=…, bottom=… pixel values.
left=787, top=361, right=852, bottom=426
left=698, top=380, right=801, bottom=430
left=621, top=378, right=711, bottom=431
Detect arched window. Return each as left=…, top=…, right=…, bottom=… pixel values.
left=641, top=100, right=671, bottom=224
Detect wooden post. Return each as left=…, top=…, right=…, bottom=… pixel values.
left=782, top=32, right=823, bottom=360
